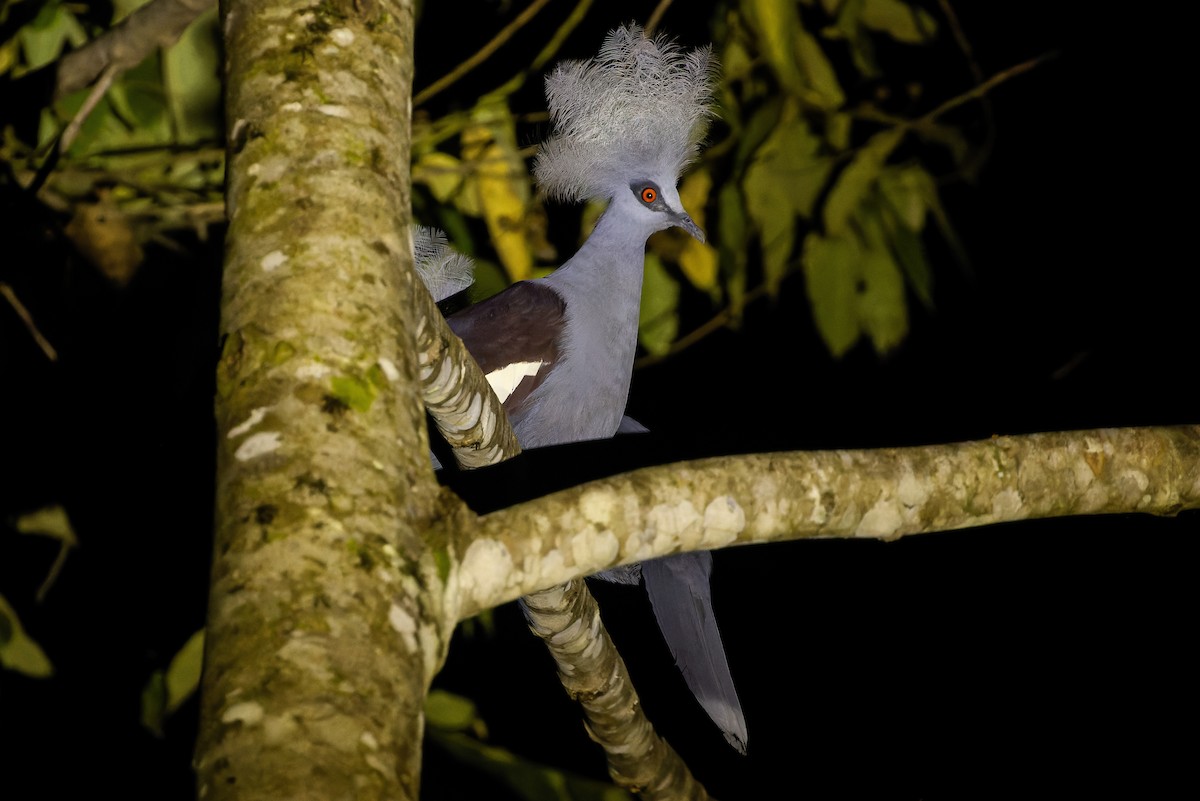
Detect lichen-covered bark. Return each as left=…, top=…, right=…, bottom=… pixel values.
left=197, top=2, right=449, bottom=799
left=460, top=426, right=1200, bottom=617
left=414, top=284, right=519, bottom=469
left=523, top=582, right=713, bottom=800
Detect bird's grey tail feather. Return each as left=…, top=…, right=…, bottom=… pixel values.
left=641, top=551, right=748, bottom=753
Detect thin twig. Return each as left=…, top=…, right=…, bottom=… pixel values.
left=529, top=0, right=594, bottom=72
left=413, top=0, right=555, bottom=107
left=635, top=283, right=768, bottom=368
left=59, top=64, right=119, bottom=154
left=937, top=0, right=983, bottom=84
left=644, top=0, right=673, bottom=37
left=0, top=282, right=58, bottom=361
left=918, top=52, right=1055, bottom=126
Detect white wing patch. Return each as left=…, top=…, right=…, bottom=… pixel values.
left=485, top=361, right=545, bottom=404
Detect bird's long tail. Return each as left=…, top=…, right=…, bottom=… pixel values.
left=641, top=551, right=748, bottom=753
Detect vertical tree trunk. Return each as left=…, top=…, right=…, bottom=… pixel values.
left=196, top=2, right=450, bottom=798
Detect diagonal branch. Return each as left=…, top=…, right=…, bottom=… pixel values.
left=457, top=425, right=1200, bottom=617
left=1, top=282, right=58, bottom=361
left=412, top=0, right=555, bottom=107
left=522, top=582, right=713, bottom=800
left=55, top=0, right=215, bottom=100
left=413, top=282, right=520, bottom=469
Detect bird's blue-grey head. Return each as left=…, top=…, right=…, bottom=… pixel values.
left=533, top=24, right=718, bottom=242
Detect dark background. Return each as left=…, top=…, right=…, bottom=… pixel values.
left=2, top=2, right=1195, bottom=799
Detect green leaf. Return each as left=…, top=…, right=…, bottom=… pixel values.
left=426, top=689, right=480, bottom=732
left=878, top=165, right=934, bottom=306
left=825, top=111, right=852, bottom=151
left=15, top=505, right=77, bottom=545
left=877, top=163, right=929, bottom=231
left=801, top=221, right=908, bottom=357
left=861, top=0, right=938, bottom=44
left=744, top=106, right=830, bottom=220
left=141, top=628, right=204, bottom=735
left=801, top=231, right=860, bottom=356
left=165, top=629, right=205, bottom=714
left=429, top=730, right=632, bottom=801
left=742, top=0, right=808, bottom=96
left=414, top=151, right=466, bottom=204
left=883, top=204, right=933, bottom=309
left=901, top=166, right=972, bottom=275
left=743, top=106, right=835, bottom=295
left=163, top=7, right=222, bottom=143
left=828, top=0, right=879, bottom=77
left=463, top=99, right=533, bottom=282
left=18, top=2, right=87, bottom=72
left=638, top=253, right=680, bottom=357
left=857, top=212, right=909, bottom=353
left=15, top=504, right=76, bottom=600
left=717, top=182, right=749, bottom=322
left=0, top=594, right=53, bottom=677
left=823, top=127, right=904, bottom=236
left=733, top=96, right=783, bottom=171
left=141, top=670, right=168, bottom=737
left=793, top=23, right=845, bottom=108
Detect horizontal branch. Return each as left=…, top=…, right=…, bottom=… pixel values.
left=455, top=425, right=1200, bottom=618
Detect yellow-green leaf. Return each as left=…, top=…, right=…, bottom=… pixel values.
left=462, top=104, right=532, bottom=282
left=794, top=24, right=845, bottom=108
left=678, top=238, right=720, bottom=293
left=15, top=504, right=77, bottom=600
left=858, top=234, right=908, bottom=353
left=676, top=169, right=719, bottom=291
left=801, top=231, right=860, bottom=357
left=163, top=7, right=221, bottom=144
left=413, top=151, right=466, bottom=204
left=18, top=2, right=87, bottom=72
left=718, top=183, right=749, bottom=321
left=733, top=96, right=784, bottom=170
left=165, top=629, right=205, bottom=713
left=861, top=0, right=938, bottom=44
left=0, top=594, right=53, bottom=678
left=742, top=0, right=808, bottom=96
left=743, top=106, right=833, bottom=293
left=639, top=253, right=680, bottom=357
left=825, top=111, right=853, bottom=151
left=429, top=730, right=633, bottom=801
left=426, top=689, right=480, bottom=732
left=882, top=203, right=933, bottom=308
left=878, top=163, right=930, bottom=231
left=823, top=126, right=903, bottom=236
left=15, top=505, right=77, bottom=545
left=141, top=669, right=168, bottom=736
left=743, top=106, right=820, bottom=217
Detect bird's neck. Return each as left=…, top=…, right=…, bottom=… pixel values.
left=523, top=203, right=652, bottom=445
left=541, top=203, right=650, bottom=305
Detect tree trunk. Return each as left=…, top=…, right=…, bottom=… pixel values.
left=196, top=2, right=451, bottom=798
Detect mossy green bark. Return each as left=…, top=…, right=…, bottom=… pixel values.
left=197, top=2, right=450, bottom=799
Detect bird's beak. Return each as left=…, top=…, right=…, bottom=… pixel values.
left=674, top=212, right=705, bottom=244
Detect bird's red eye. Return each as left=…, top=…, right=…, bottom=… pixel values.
left=640, top=187, right=657, bottom=204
